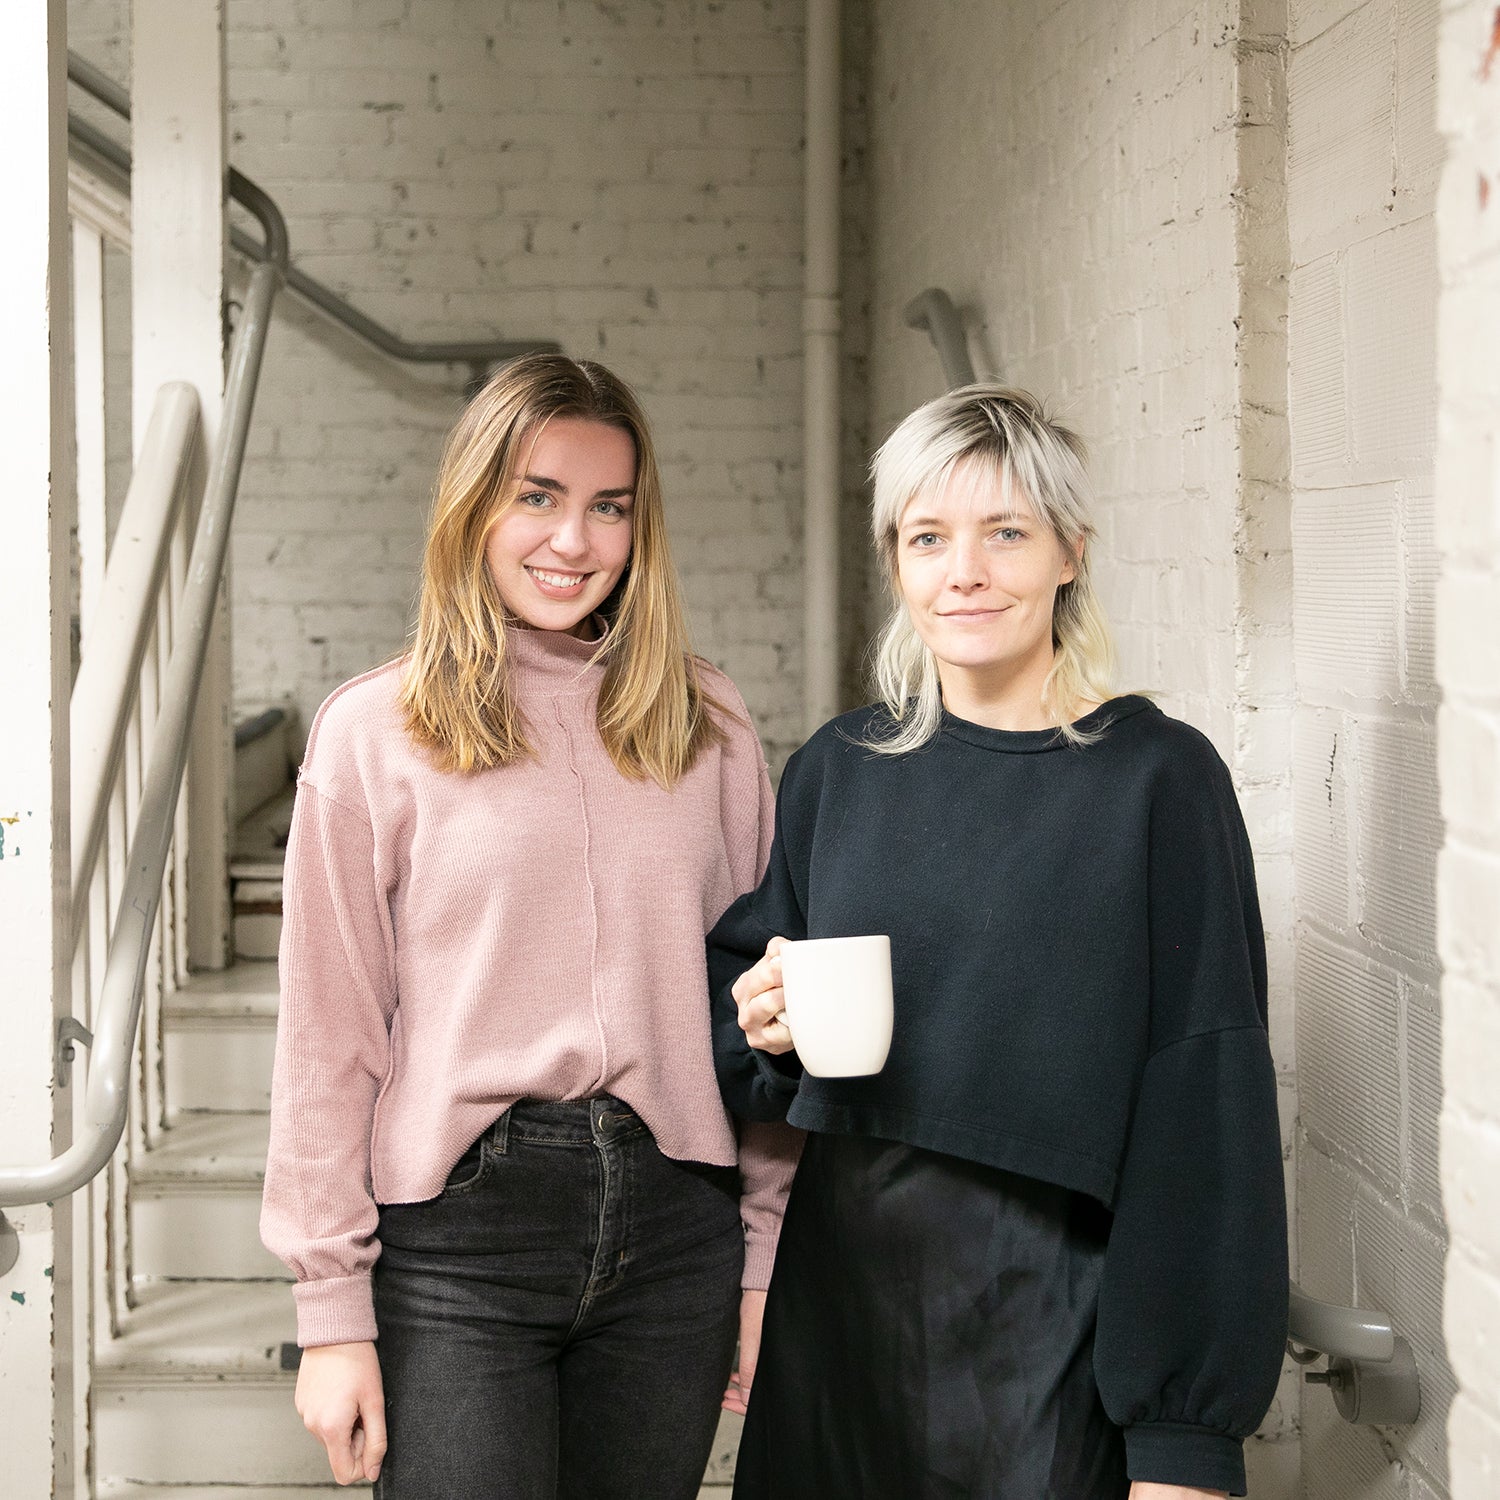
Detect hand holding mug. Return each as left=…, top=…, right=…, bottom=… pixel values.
left=734, top=934, right=895, bottom=1078
left=732, top=935, right=795, bottom=1055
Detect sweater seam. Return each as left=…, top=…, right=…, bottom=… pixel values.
left=297, top=775, right=375, bottom=832
left=1146, top=1021, right=1267, bottom=1064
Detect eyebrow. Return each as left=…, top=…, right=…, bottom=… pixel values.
left=522, top=473, right=635, bottom=501
left=901, top=511, right=1029, bottom=530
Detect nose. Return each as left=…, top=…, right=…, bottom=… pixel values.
left=946, top=535, right=987, bottom=593
left=548, top=511, right=589, bottom=561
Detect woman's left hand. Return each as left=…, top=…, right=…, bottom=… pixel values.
left=722, top=1289, right=768, bottom=1415
left=1129, top=1486, right=1228, bottom=1499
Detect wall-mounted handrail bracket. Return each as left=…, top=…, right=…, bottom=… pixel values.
left=55, top=1018, right=94, bottom=1084
left=0, top=1210, right=18, bottom=1278
left=1286, top=1281, right=1421, bottom=1426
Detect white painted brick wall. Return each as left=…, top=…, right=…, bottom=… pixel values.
left=1435, top=1, right=1500, bottom=1493
left=1287, top=0, right=1453, bottom=1494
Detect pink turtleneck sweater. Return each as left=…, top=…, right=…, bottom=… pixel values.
left=260, top=626, right=801, bottom=1348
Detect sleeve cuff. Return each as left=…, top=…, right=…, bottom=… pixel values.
left=754, top=1046, right=803, bottom=1094
left=293, top=1273, right=378, bottom=1348
left=741, top=1228, right=780, bottom=1291
left=1124, top=1422, right=1247, bottom=1496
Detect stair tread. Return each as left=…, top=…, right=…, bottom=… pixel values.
left=173, top=961, right=280, bottom=1000
left=168, top=961, right=280, bottom=1021
left=133, top=1111, right=271, bottom=1186
left=98, top=1280, right=296, bottom=1379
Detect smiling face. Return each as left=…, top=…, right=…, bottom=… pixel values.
left=484, top=415, right=637, bottom=638
left=895, top=461, right=1078, bottom=699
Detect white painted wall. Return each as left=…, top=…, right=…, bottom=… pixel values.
left=1434, top=3, right=1500, bottom=1494
left=1285, top=1, right=1453, bottom=1494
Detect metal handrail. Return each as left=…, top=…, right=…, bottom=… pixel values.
left=67, top=50, right=557, bottom=372
left=904, top=287, right=976, bottom=387
left=1287, top=1280, right=1396, bottom=1364
left=68, top=383, right=201, bottom=941
left=0, top=143, right=287, bottom=1214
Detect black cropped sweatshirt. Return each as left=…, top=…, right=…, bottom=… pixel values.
left=707, top=696, right=1289, bottom=1496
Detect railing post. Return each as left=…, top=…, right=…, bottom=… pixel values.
left=132, top=0, right=230, bottom=973
left=0, top=1, right=75, bottom=1491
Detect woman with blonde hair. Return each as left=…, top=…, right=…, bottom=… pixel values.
left=262, top=353, right=798, bottom=1499
left=709, top=385, right=1287, bottom=1498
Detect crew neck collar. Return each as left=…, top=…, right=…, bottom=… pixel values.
left=939, top=694, right=1154, bottom=753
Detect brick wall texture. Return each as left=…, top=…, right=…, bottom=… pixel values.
left=1435, top=2, right=1500, bottom=1495
left=1284, top=1, right=1453, bottom=1497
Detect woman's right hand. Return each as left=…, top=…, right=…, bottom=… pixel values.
left=732, top=935, right=795, bottom=1054
left=295, top=1340, right=387, bottom=1485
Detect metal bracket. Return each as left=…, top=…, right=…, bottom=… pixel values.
left=1287, top=1281, right=1421, bottom=1426
left=55, top=1016, right=94, bottom=1084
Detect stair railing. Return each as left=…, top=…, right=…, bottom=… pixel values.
left=0, top=149, right=288, bottom=1219
left=67, top=51, right=558, bottom=383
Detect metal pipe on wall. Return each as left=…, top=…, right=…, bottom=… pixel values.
left=803, top=0, right=841, bottom=735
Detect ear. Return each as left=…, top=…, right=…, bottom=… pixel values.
left=1059, top=534, right=1083, bottom=587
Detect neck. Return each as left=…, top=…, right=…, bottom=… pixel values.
left=936, top=648, right=1062, bottom=732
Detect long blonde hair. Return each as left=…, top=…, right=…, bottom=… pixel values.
left=864, top=384, right=1115, bottom=754
left=400, top=353, right=724, bottom=785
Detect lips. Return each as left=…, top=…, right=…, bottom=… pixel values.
left=525, top=565, right=591, bottom=598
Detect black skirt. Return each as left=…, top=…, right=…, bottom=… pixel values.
left=734, top=1132, right=1129, bottom=1500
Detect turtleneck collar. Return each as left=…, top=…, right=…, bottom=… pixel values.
left=504, top=618, right=609, bottom=696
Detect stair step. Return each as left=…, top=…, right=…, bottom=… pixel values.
left=97, top=1280, right=296, bottom=1384
left=165, top=964, right=279, bottom=1110
left=132, top=1113, right=284, bottom=1281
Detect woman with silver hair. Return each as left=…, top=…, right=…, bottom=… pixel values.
left=708, top=385, right=1288, bottom=1499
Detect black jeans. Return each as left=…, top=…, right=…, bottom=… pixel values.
left=373, top=1097, right=743, bottom=1500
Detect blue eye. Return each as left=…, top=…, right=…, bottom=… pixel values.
left=910, top=533, right=941, bottom=548
left=593, top=500, right=628, bottom=519
left=995, top=526, right=1025, bottom=542
left=518, top=491, right=552, bottom=509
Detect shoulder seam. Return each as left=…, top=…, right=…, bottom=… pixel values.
left=296, top=776, right=375, bottom=832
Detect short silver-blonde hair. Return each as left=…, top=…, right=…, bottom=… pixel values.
left=863, top=383, right=1115, bottom=754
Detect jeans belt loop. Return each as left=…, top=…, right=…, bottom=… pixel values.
left=489, top=1107, right=511, bottom=1156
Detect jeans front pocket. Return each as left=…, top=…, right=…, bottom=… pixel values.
left=438, top=1134, right=492, bottom=1196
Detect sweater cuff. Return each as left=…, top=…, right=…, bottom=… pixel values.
left=293, top=1274, right=378, bottom=1348
left=1124, top=1422, right=1247, bottom=1496
left=753, top=1046, right=803, bottom=1094
left=741, top=1225, right=780, bottom=1291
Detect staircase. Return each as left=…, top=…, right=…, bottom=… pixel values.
left=91, top=717, right=743, bottom=1495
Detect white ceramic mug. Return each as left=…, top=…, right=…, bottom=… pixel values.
left=777, top=934, right=894, bottom=1078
